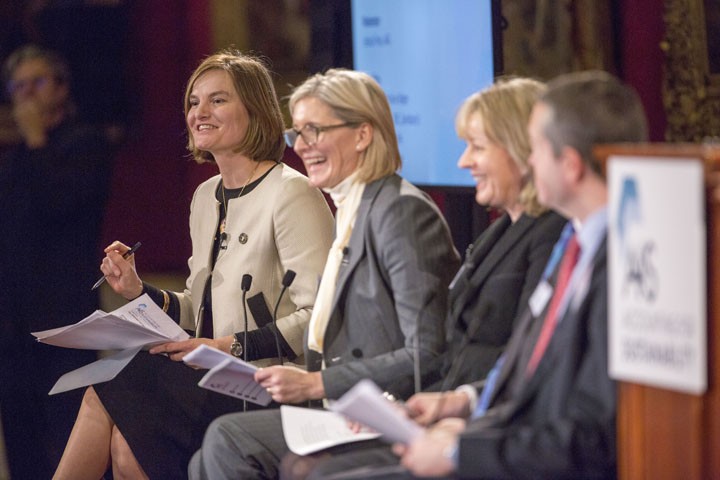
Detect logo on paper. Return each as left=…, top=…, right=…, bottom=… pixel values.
left=617, top=176, right=658, bottom=302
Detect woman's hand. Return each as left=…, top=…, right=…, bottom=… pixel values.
left=100, top=241, right=143, bottom=299
left=254, top=366, right=325, bottom=404
left=149, top=336, right=231, bottom=362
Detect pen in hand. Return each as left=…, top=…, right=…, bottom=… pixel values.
left=91, top=241, right=142, bottom=290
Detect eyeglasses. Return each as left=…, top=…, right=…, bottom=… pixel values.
left=6, top=75, right=53, bottom=96
left=284, top=122, right=359, bottom=148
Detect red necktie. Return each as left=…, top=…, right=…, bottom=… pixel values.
left=526, top=234, right=581, bottom=376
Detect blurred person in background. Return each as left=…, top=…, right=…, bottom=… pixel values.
left=0, top=44, right=114, bottom=479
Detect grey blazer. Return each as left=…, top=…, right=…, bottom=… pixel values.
left=307, top=174, right=460, bottom=400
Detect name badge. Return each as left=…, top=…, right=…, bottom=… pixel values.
left=529, top=280, right=553, bottom=317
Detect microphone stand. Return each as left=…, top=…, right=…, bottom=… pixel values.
left=272, top=270, right=296, bottom=366
left=241, top=274, right=252, bottom=411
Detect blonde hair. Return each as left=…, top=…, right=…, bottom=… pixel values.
left=184, top=49, right=285, bottom=164
left=288, top=69, right=401, bottom=183
left=456, top=77, right=547, bottom=216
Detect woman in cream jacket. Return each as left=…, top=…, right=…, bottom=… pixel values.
left=53, top=50, right=333, bottom=480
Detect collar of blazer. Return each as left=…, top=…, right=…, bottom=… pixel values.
left=451, top=214, right=536, bottom=316
left=327, top=175, right=390, bottom=316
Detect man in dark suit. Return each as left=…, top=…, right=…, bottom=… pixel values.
left=300, top=71, right=649, bottom=480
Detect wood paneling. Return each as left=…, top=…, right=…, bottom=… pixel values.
left=597, top=143, right=720, bottom=480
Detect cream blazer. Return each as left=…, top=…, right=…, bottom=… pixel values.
left=176, top=163, right=333, bottom=365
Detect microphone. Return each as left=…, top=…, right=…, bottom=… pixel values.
left=241, top=274, right=252, bottom=412
left=241, top=274, right=253, bottom=362
left=272, top=270, right=296, bottom=365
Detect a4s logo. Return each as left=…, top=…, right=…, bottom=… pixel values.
left=617, top=176, right=659, bottom=302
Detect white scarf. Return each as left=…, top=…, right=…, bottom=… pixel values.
left=307, top=172, right=366, bottom=353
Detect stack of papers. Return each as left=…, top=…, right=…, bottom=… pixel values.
left=32, top=294, right=190, bottom=395
left=183, top=344, right=272, bottom=406
left=32, top=294, right=189, bottom=350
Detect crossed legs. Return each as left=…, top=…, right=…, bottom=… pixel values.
left=53, top=386, right=148, bottom=480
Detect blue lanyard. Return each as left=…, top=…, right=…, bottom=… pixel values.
left=473, top=222, right=575, bottom=418
left=473, top=355, right=505, bottom=418
left=540, top=222, right=575, bottom=282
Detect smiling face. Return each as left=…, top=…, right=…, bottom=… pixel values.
left=457, top=113, right=525, bottom=215
left=291, top=96, right=363, bottom=189
left=186, top=69, right=250, bottom=159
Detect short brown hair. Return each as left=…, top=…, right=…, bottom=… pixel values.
left=184, top=49, right=285, bottom=164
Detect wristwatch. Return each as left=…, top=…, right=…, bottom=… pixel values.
left=230, top=333, right=243, bottom=358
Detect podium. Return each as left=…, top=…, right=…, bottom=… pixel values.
left=595, top=143, right=720, bottom=480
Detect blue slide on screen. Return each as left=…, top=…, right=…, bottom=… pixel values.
left=351, top=0, right=496, bottom=187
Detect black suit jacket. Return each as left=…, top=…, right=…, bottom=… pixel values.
left=432, top=211, right=566, bottom=390
left=456, top=238, right=616, bottom=480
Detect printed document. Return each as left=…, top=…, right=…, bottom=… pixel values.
left=32, top=294, right=189, bottom=350
left=34, top=294, right=190, bottom=395
left=328, top=379, right=424, bottom=444
left=183, top=344, right=272, bottom=406
left=281, top=405, right=381, bottom=455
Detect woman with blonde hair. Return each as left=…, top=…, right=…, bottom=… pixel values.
left=188, top=68, right=460, bottom=480
left=276, top=77, right=569, bottom=480
left=436, top=77, right=567, bottom=388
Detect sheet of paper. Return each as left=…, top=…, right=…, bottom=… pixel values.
left=280, top=405, right=381, bottom=455
left=197, top=358, right=271, bottom=405
left=34, top=310, right=106, bottom=338
left=113, top=295, right=186, bottom=336
left=182, top=343, right=255, bottom=373
left=31, top=294, right=189, bottom=350
left=48, top=346, right=144, bottom=395
left=328, top=379, right=424, bottom=444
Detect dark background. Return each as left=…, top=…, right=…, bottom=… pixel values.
left=0, top=0, right=667, bottom=277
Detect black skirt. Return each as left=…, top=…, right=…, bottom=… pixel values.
left=95, top=351, right=271, bottom=479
